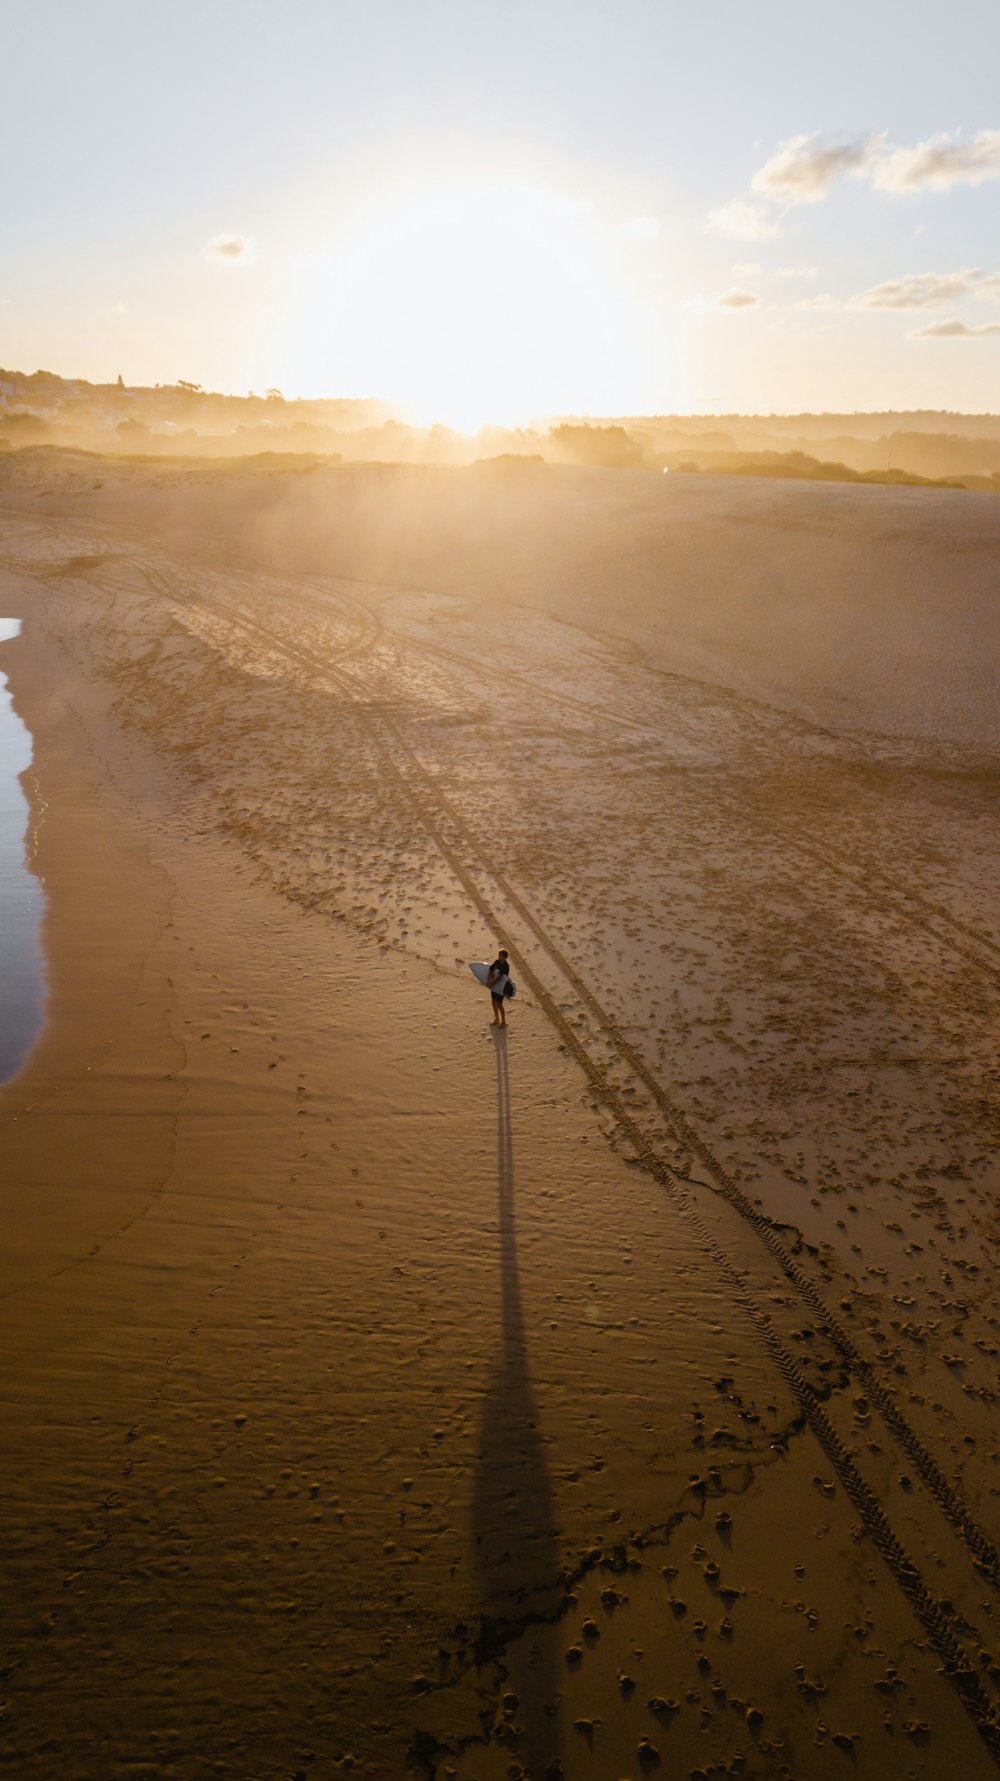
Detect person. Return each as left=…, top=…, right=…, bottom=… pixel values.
left=487, top=948, right=510, bottom=1027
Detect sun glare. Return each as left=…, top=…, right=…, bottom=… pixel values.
left=281, top=183, right=652, bottom=429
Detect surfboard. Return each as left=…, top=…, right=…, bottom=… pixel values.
left=469, top=961, right=517, bottom=998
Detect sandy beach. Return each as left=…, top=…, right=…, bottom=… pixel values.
left=2, top=454, right=1000, bottom=1779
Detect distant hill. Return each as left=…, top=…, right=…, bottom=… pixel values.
left=0, top=367, right=395, bottom=456
left=2, top=367, right=1000, bottom=486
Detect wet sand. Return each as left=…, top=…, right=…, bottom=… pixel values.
left=0, top=616, right=45, bottom=1081
left=1, top=456, right=999, bottom=1778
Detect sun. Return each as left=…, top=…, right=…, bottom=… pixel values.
left=280, top=182, right=652, bottom=427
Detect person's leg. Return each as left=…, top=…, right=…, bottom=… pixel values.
left=491, top=995, right=501, bottom=1024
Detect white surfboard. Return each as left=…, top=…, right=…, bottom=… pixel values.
left=469, top=961, right=517, bottom=998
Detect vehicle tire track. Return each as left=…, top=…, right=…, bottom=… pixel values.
left=18, top=538, right=1000, bottom=1758
left=36, top=539, right=1000, bottom=1641
left=296, top=571, right=1000, bottom=986
left=207, top=594, right=1000, bottom=1759
left=177, top=582, right=1000, bottom=1585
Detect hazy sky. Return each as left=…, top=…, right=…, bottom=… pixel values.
left=4, top=0, right=1000, bottom=419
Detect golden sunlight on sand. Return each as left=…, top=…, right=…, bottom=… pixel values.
left=1, top=448, right=999, bottom=1777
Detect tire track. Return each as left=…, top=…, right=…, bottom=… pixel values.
left=15, top=532, right=1000, bottom=1756
left=13, top=525, right=999, bottom=980
left=296, top=570, right=1000, bottom=987
left=158, top=569, right=1000, bottom=1593
left=162, top=581, right=1000, bottom=1758
left=21, top=538, right=1000, bottom=1725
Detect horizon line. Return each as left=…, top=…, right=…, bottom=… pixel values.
left=3, top=366, right=999, bottom=426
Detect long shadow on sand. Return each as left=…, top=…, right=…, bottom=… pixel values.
left=471, top=1030, right=561, bottom=1775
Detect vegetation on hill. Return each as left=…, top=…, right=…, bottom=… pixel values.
left=668, top=448, right=969, bottom=490
left=1, top=367, right=999, bottom=490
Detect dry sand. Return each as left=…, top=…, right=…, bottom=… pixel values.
left=1, top=452, right=999, bottom=1779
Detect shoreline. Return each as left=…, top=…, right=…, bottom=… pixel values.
left=0, top=592, right=184, bottom=1292
left=0, top=616, right=46, bottom=1085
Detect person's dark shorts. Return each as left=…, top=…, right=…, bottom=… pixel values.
left=491, top=993, right=504, bottom=1008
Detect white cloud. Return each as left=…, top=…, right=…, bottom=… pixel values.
left=621, top=214, right=660, bottom=239
left=775, top=264, right=819, bottom=279
left=851, top=267, right=1000, bottom=309
left=794, top=292, right=838, bottom=310
left=732, top=260, right=761, bottom=278
left=873, top=129, right=1000, bottom=194
left=708, top=124, right=1000, bottom=253
left=716, top=288, right=759, bottom=309
left=912, top=317, right=1000, bottom=338
left=706, top=197, right=781, bottom=240
left=204, top=233, right=256, bottom=264
left=750, top=132, right=883, bottom=204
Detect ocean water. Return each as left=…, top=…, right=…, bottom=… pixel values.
left=0, top=620, right=45, bottom=1082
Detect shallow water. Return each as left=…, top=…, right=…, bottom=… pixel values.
left=0, top=620, right=45, bottom=1082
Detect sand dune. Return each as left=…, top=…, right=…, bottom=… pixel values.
left=1, top=457, right=999, bottom=1777
left=5, top=450, right=998, bottom=748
